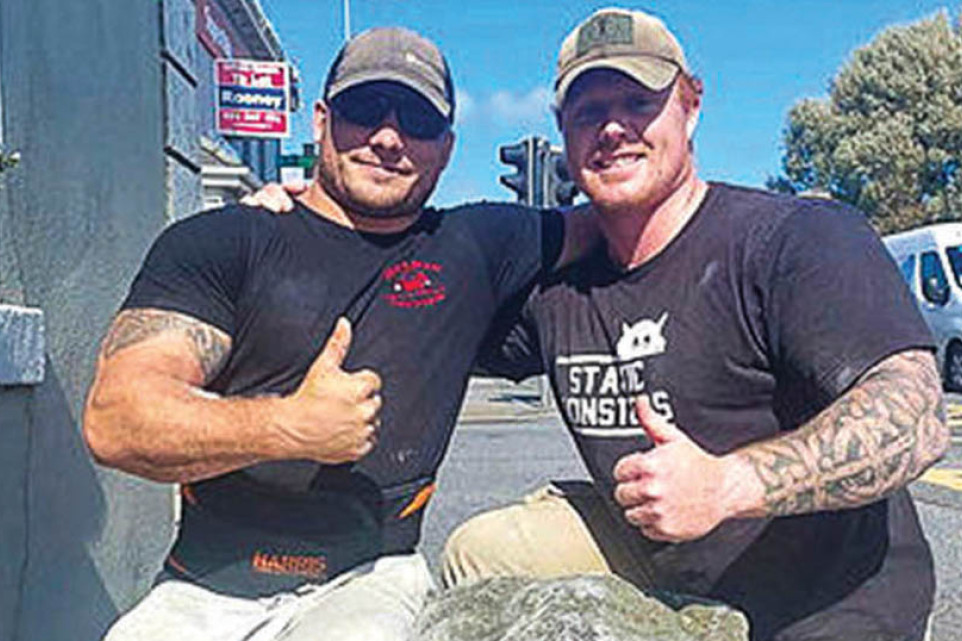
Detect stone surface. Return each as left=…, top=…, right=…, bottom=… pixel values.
left=0, top=304, right=44, bottom=385
left=415, top=575, right=749, bottom=641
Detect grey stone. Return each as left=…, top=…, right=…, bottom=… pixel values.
left=415, top=575, right=749, bottom=641
left=0, top=304, right=44, bottom=385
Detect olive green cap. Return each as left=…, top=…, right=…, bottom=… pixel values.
left=555, top=7, right=688, bottom=108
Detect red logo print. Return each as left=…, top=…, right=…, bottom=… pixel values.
left=383, top=260, right=446, bottom=308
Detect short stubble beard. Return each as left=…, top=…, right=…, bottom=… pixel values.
left=315, top=154, right=427, bottom=221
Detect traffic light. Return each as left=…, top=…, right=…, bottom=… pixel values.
left=541, top=146, right=579, bottom=208
left=499, top=137, right=578, bottom=208
left=499, top=137, right=540, bottom=206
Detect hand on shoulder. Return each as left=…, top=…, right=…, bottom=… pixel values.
left=240, top=180, right=307, bottom=213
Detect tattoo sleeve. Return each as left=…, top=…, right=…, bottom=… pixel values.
left=740, top=350, right=949, bottom=516
left=101, top=309, right=231, bottom=383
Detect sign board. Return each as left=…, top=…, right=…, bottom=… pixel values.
left=215, top=58, right=290, bottom=138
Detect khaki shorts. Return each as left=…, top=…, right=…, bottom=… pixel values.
left=441, top=481, right=655, bottom=589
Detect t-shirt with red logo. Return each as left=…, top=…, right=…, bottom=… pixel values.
left=479, top=183, right=935, bottom=641
left=121, top=201, right=562, bottom=588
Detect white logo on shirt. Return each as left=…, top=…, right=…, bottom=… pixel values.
left=616, top=312, right=668, bottom=361
left=555, top=312, right=674, bottom=437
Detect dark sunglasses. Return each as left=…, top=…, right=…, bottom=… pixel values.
left=331, top=86, right=450, bottom=140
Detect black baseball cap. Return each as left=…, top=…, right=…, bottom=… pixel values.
left=324, top=27, right=456, bottom=123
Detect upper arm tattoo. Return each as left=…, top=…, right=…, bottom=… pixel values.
left=101, top=309, right=232, bottom=383
left=741, top=350, right=949, bottom=516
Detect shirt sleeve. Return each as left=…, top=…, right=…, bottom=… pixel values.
left=473, top=286, right=545, bottom=381
left=121, top=207, right=254, bottom=336
left=456, top=201, right=564, bottom=308
left=758, top=200, right=935, bottom=412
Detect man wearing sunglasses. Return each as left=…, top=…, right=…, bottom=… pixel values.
left=440, top=8, right=948, bottom=641
left=83, top=27, right=588, bottom=641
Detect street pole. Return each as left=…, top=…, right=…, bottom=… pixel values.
left=343, top=0, right=351, bottom=41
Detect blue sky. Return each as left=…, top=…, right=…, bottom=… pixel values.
left=258, top=0, right=958, bottom=207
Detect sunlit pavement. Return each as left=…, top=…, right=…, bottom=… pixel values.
left=917, top=395, right=962, bottom=500
left=909, top=394, right=962, bottom=640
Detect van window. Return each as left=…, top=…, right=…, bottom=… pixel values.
left=898, top=254, right=916, bottom=287
left=945, top=245, right=962, bottom=287
left=920, top=251, right=950, bottom=306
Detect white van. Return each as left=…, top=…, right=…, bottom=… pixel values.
left=883, top=222, right=962, bottom=390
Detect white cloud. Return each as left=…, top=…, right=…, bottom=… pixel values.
left=455, top=86, right=554, bottom=130
left=488, top=86, right=553, bottom=126
left=454, top=88, right=476, bottom=124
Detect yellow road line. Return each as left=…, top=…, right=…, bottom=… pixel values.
left=919, top=468, right=962, bottom=492
left=946, top=402, right=962, bottom=432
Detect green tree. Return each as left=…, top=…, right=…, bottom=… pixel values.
left=771, top=11, right=962, bottom=234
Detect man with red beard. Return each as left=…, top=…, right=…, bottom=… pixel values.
left=442, top=8, right=948, bottom=641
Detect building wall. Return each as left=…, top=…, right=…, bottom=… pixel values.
left=0, top=0, right=172, bottom=639
left=163, top=0, right=204, bottom=220
left=195, top=0, right=283, bottom=185
left=0, top=1, right=291, bottom=639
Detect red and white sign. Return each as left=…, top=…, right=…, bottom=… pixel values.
left=215, top=58, right=291, bottom=138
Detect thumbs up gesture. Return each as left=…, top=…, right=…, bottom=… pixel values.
left=612, top=397, right=747, bottom=542
left=277, top=318, right=382, bottom=464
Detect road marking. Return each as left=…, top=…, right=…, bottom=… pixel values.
left=920, top=468, right=962, bottom=492
left=949, top=402, right=962, bottom=420
left=946, top=402, right=962, bottom=439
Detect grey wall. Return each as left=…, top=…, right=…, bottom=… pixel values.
left=0, top=0, right=174, bottom=639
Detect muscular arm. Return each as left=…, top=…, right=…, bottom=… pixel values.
left=615, top=349, right=949, bottom=541
left=732, top=349, right=949, bottom=517
left=84, top=309, right=286, bottom=483
left=83, top=309, right=380, bottom=484
left=101, top=308, right=231, bottom=378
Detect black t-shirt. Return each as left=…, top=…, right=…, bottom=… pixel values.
left=482, top=183, right=935, bottom=641
left=123, top=200, right=561, bottom=505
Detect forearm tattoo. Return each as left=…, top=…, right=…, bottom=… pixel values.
left=742, top=350, right=949, bottom=516
left=101, top=309, right=231, bottom=383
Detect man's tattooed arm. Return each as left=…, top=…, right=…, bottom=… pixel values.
left=737, top=349, right=950, bottom=516
left=85, top=308, right=381, bottom=483
left=101, top=309, right=231, bottom=383
left=83, top=308, right=274, bottom=483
